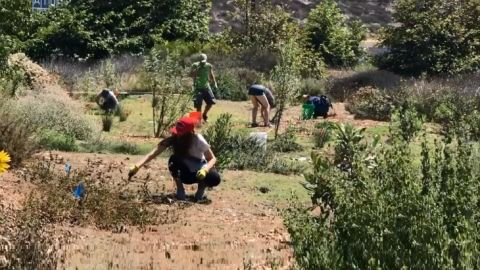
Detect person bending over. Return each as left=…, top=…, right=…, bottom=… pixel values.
left=95, top=88, right=119, bottom=114
left=248, top=84, right=275, bottom=128
left=302, top=94, right=333, bottom=119
left=128, top=117, right=221, bottom=202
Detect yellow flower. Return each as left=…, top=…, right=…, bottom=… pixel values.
left=0, top=151, right=11, bottom=174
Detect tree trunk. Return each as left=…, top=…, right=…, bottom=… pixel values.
left=154, top=96, right=168, bottom=138
left=274, top=102, right=285, bottom=139
left=152, top=88, right=156, bottom=137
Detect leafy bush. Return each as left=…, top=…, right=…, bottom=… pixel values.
left=272, top=38, right=302, bottom=138
left=390, top=103, right=423, bottom=142
left=268, top=157, right=309, bottom=176
left=24, top=0, right=212, bottom=60
left=313, top=121, right=336, bottom=149
left=23, top=159, right=157, bottom=230
left=115, top=104, right=131, bottom=122
left=0, top=98, right=37, bottom=165
left=14, top=95, right=94, bottom=140
left=286, top=119, right=480, bottom=269
left=298, top=78, right=326, bottom=97
left=203, top=113, right=269, bottom=171
left=465, top=110, right=480, bottom=140
left=142, top=48, right=191, bottom=137
left=118, top=108, right=131, bottom=122
left=213, top=69, right=248, bottom=101
left=204, top=113, right=304, bottom=175
left=78, top=139, right=147, bottom=155
left=101, top=114, right=113, bottom=132
left=327, top=70, right=401, bottom=101
left=304, top=0, right=366, bottom=67
left=345, top=87, right=394, bottom=121
left=228, top=1, right=297, bottom=51
left=379, top=0, right=480, bottom=75
left=270, top=128, right=302, bottom=153
left=39, top=129, right=78, bottom=152
left=107, top=141, right=142, bottom=155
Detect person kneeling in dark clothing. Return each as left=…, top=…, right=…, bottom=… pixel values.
left=302, top=95, right=333, bottom=119
left=128, top=117, right=221, bottom=202
left=95, top=89, right=119, bottom=114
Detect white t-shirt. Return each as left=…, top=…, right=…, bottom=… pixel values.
left=188, top=134, right=210, bottom=160
left=183, top=134, right=210, bottom=172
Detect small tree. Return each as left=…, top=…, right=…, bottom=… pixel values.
left=304, top=0, right=366, bottom=67
left=271, top=38, right=302, bottom=139
left=143, top=47, right=191, bottom=138
left=380, top=0, right=480, bottom=75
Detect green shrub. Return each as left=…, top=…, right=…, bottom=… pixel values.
left=108, top=141, right=142, bottom=155
left=313, top=121, right=336, bottom=149
left=25, top=0, right=212, bottom=60
left=304, top=0, right=367, bottom=67
left=143, top=47, right=191, bottom=137
left=379, top=0, right=480, bottom=75
left=0, top=98, right=37, bottom=165
left=203, top=114, right=268, bottom=171
left=298, top=78, right=326, bottom=97
left=345, top=87, right=394, bottom=121
left=390, top=103, right=424, bottom=142
left=465, top=110, right=480, bottom=140
left=286, top=122, right=480, bottom=269
left=101, top=114, right=113, bottom=132
left=14, top=95, right=94, bottom=140
left=270, top=128, right=303, bottom=153
left=268, top=157, right=309, bottom=176
left=39, top=129, right=78, bottom=152
left=213, top=69, right=248, bottom=101
left=78, top=139, right=147, bottom=155
left=115, top=104, right=131, bottom=122
left=327, top=70, right=401, bottom=101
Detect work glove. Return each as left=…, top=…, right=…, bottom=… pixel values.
left=196, top=167, right=209, bottom=181
left=128, top=165, right=139, bottom=180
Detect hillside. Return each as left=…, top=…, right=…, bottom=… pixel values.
left=210, top=0, right=394, bottom=32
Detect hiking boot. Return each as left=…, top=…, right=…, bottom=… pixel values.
left=195, top=196, right=212, bottom=204
left=176, top=188, right=186, bottom=201
left=251, top=122, right=259, bottom=128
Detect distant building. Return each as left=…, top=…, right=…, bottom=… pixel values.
left=32, top=0, right=60, bottom=11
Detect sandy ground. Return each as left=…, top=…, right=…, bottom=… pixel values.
left=1, top=152, right=297, bottom=270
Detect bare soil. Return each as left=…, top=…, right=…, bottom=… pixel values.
left=1, top=152, right=296, bottom=269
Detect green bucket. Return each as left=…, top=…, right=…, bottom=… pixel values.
left=302, top=104, right=315, bottom=120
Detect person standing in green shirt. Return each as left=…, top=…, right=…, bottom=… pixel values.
left=191, top=53, right=218, bottom=122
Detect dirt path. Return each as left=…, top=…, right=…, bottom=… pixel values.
left=3, top=152, right=299, bottom=269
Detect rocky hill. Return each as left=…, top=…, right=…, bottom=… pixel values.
left=210, top=0, right=394, bottom=32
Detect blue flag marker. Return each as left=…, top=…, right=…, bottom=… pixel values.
left=73, top=183, right=85, bottom=199
left=65, top=162, right=72, bottom=177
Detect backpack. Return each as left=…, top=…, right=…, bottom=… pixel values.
left=316, top=95, right=331, bottom=116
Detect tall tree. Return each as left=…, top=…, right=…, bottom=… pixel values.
left=380, top=0, right=480, bottom=75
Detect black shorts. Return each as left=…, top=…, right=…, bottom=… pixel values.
left=194, top=87, right=216, bottom=109
left=168, top=155, right=221, bottom=187
left=248, top=87, right=265, bottom=96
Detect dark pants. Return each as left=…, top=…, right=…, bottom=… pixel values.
left=168, top=155, right=221, bottom=187
left=194, top=87, right=216, bottom=111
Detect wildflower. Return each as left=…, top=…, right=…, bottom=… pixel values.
left=0, top=151, right=11, bottom=174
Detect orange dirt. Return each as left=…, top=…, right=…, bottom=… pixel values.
left=2, top=152, right=294, bottom=269
left=277, top=102, right=385, bottom=135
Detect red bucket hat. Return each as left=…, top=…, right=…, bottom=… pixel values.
left=170, top=117, right=198, bottom=136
